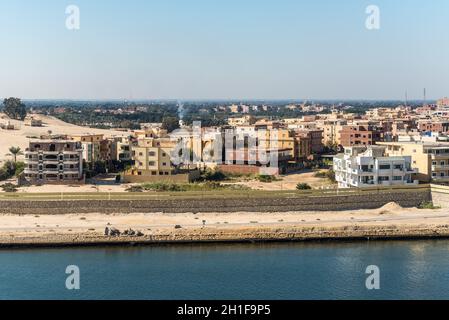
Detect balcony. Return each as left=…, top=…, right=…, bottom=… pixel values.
left=432, top=176, right=449, bottom=181
left=432, top=165, right=449, bottom=170
left=431, top=154, right=449, bottom=160
left=63, top=170, right=80, bottom=175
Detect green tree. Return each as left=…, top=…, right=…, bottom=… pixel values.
left=2, top=97, right=27, bottom=120
left=7, top=146, right=24, bottom=163
left=162, top=116, right=180, bottom=133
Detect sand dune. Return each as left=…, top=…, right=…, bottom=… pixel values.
left=0, top=113, right=128, bottom=165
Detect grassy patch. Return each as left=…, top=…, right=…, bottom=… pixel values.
left=125, top=182, right=250, bottom=193
left=254, top=174, right=281, bottom=183
left=418, top=201, right=441, bottom=210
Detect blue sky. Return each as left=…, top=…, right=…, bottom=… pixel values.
left=0, top=0, right=448, bottom=100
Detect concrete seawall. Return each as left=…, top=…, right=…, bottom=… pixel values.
left=2, top=225, right=449, bottom=248
left=0, top=189, right=431, bottom=214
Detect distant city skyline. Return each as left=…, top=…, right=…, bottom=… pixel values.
left=0, top=0, right=448, bottom=100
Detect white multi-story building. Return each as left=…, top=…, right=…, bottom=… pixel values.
left=333, top=146, right=418, bottom=188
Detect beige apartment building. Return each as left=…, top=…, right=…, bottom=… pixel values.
left=316, top=120, right=347, bottom=147
left=378, top=141, right=449, bottom=182
left=227, top=115, right=256, bottom=126
left=71, top=134, right=104, bottom=163
left=128, top=138, right=175, bottom=177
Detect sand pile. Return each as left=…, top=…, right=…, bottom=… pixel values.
left=377, top=202, right=403, bottom=214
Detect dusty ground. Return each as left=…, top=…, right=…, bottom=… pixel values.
left=0, top=203, right=448, bottom=245
left=15, top=183, right=131, bottom=193
left=0, top=113, right=128, bottom=165
left=229, top=170, right=335, bottom=191
left=3, top=171, right=334, bottom=193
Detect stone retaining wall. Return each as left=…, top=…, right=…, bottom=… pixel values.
left=0, top=189, right=431, bottom=214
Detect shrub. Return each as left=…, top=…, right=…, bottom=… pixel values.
left=418, top=201, right=441, bottom=210
left=142, top=183, right=186, bottom=192
left=0, top=161, right=25, bottom=181
left=314, top=170, right=336, bottom=183
left=296, top=183, right=312, bottom=190
left=201, top=170, right=227, bottom=181
left=125, top=185, right=144, bottom=193
left=326, top=169, right=336, bottom=183
left=255, top=174, right=278, bottom=183
left=1, top=183, right=18, bottom=193
left=314, top=171, right=327, bottom=178
left=14, top=162, right=25, bottom=176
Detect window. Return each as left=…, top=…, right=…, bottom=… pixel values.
left=149, top=151, right=156, bottom=157
left=378, top=176, right=390, bottom=181
left=394, top=164, right=403, bottom=170
left=432, top=161, right=437, bottom=166
left=149, top=161, right=156, bottom=166
left=432, top=172, right=437, bottom=177
left=393, top=176, right=402, bottom=181
left=441, top=161, right=446, bottom=166
left=379, top=164, right=391, bottom=170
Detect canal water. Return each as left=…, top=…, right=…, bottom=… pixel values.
left=0, top=240, right=448, bottom=299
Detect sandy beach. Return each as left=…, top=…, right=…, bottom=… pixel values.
left=1, top=203, right=448, bottom=246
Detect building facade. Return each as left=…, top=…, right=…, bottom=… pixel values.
left=333, top=146, right=417, bottom=188
left=378, top=141, right=449, bottom=182
left=339, top=125, right=382, bottom=147
left=23, top=140, right=84, bottom=184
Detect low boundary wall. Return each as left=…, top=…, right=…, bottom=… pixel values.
left=0, top=187, right=431, bottom=214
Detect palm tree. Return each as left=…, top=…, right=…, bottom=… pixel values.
left=6, top=146, right=23, bottom=163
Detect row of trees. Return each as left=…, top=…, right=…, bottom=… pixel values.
left=2, top=98, right=27, bottom=120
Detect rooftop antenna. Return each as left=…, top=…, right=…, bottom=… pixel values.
left=423, top=88, right=427, bottom=106
left=405, top=90, right=408, bottom=107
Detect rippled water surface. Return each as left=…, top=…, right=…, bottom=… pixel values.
left=0, top=240, right=448, bottom=299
